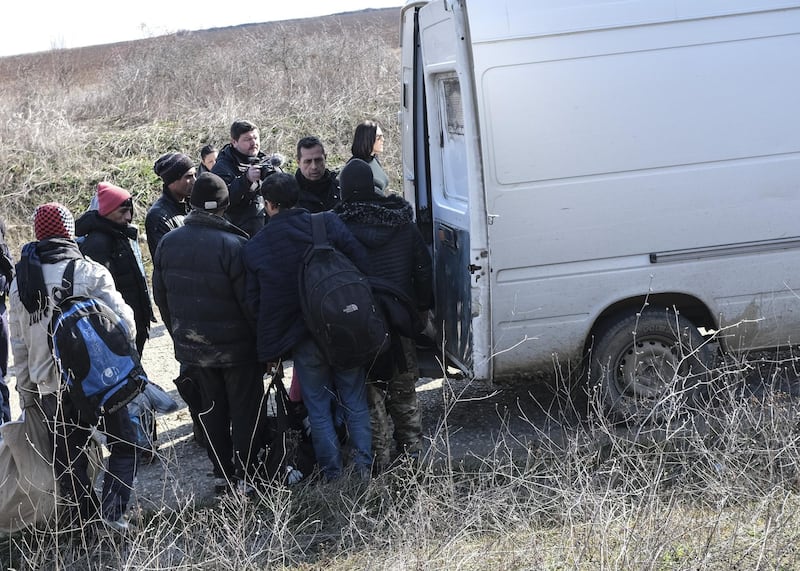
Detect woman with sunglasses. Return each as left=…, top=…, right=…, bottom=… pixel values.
left=75, top=182, right=154, bottom=356
left=348, top=120, right=390, bottom=197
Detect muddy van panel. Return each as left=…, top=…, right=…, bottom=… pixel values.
left=401, top=1, right=800, bottom=407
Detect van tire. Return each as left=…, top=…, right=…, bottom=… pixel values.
left=589, top=307, right=712, bottom=423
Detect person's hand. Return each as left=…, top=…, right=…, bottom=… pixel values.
left=246, top=164, right=261, bottom=184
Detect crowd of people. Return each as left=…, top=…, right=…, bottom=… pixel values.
left=2, top=118, right=433, bottom=533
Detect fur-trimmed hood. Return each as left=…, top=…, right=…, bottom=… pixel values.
left=336, top=195, right=414, bottom=250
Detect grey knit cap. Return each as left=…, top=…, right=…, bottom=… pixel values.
left=154, top=152, right=195, bottom=186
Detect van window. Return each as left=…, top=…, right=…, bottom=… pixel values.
left=438, top=75, right=469, bottom=201
left=443, top=78, right=464, bottom=135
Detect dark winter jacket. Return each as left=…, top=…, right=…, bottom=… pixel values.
left=295, top=169, right=341, bottom=213
left=144, top=188, right=190, bottom=260
left=336, top=195, right=433, bottom=316
left=212, top=144, right=266, bottom=237
left=336, top=195, right=433, bottom=378
left=152, top=210, right=257, bottom=367
left=243, top=208, right=369, bottom=362
left=75, top=210, right=154, bottom=350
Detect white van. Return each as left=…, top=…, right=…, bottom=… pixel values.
left=400, top=0, right=800, bottom=419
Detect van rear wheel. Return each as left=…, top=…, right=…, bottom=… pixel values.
left=589, top=307, right=712, bottom=423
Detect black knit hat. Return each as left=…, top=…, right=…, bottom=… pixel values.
left=154, top=152, right=195, bottom=186
left=339, top=158, right=376, bottom=202
left=190, top=173, right=229, bottom=211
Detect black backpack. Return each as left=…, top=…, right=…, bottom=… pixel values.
left=49, top=260, right=147, bottom=420
left=298, top=212, right=389, bottom=370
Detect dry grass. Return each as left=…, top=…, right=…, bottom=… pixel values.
left=4, top=344, right=800, bottom=569
left=0, top=8, right=400, bottom=254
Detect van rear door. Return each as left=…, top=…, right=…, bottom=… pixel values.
left=401, top=1, right=492, bottom=379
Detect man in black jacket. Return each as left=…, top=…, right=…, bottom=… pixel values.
left=146, top=151, right=206, bottom=447
left=211, top=120, right=268, bottom=237
left=146, top=152, right=196, bottom=260
left=153, top=173, right=264, bottom=493
left=295, top=136, right=340, bottom=213
left=76, top=182, right=154, bottom=356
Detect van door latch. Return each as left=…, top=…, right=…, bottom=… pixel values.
left=468, top=264, right=482, bottom=274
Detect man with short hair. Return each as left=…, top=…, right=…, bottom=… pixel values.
left=153, top=173, right=264, bottom=493
left=212, top=120, right=268, bottom=237
left=9, top=203, right=138, bottom=531
left=146, top=152, right=196, bottom=259
left=243, top=173, right=372, bottom=481
left=295, top=136, right=341, bottom=213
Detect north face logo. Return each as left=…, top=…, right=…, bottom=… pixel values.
left=343, top=304, right=359, bottom=313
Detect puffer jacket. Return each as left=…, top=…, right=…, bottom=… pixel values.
left=336, top=195, right=433, bottom=312
left=152, top=210, right=257, bottom=367
left=9, top=250, right=135, bottom=406
left=295, top=169, right=340, bottom=213
left=144, top=188, right=190, bottom=260
left=243, top=208, right=369, bottom=362
left=212, top=144, right=266, bottom=238
left=75, top=211, right=154, bottom=347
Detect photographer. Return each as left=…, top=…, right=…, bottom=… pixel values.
left=211, top=120, right=270, bottom=238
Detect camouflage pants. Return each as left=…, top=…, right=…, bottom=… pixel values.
left=367, top=336, right=423, bottom=470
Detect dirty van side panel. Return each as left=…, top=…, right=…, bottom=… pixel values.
left=466, top=3, right=800, bottom=377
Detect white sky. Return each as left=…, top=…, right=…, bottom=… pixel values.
left=0, top=1, right=403, bottom=57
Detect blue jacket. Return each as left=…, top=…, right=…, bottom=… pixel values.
left=243, top=208, right=369, bottom=362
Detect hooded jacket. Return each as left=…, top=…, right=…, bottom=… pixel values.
left=75, top=210, right=154, bottom=348
left=336, top=195, right=433, bottom=313
left=9, top=245, right=135, bottom=406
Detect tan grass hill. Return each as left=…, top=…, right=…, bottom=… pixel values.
left=0, top=7, right=401, bottom=257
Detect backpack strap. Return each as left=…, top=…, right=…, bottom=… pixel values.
left=310, top=212, right=328, bottom=247
left=52, top=259, right=77, bottom=305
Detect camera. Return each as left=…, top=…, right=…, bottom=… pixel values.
left=250, top=153, right=286, bottom=181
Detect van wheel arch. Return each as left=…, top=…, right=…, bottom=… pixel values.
left=585, top=297, right=716, bottom=423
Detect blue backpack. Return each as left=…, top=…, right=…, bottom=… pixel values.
left=49, top=259, right=147, bottom=419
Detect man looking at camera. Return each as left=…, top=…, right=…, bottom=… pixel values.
left=295, top=136, right=341, bottom=213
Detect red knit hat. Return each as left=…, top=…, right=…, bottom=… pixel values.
left=34, top=202, right=75, bottom=240
left=97, top=182, right=131, bottom=216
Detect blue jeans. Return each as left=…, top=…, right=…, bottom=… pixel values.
left=293, top=337, right=372, bottom=480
